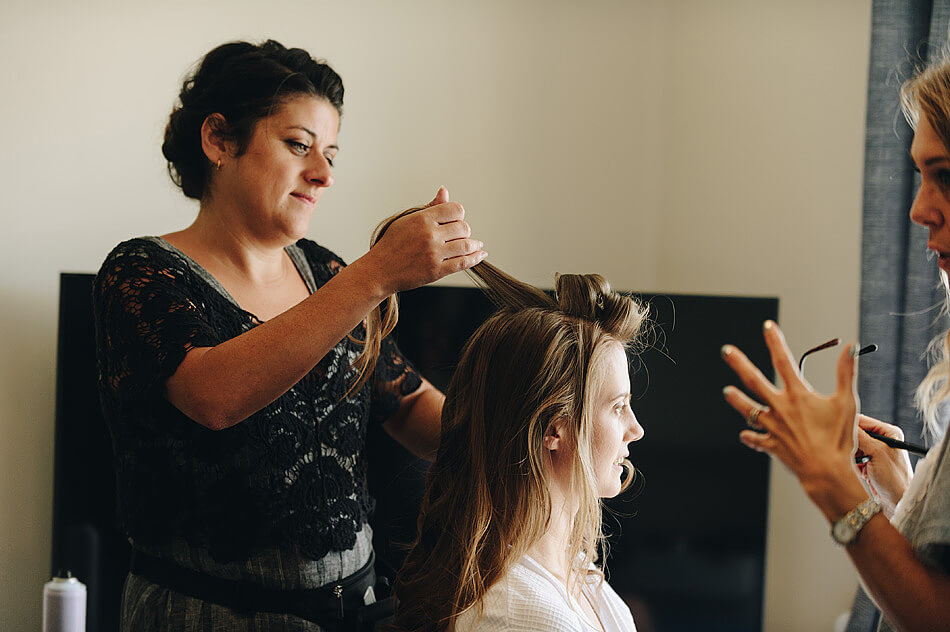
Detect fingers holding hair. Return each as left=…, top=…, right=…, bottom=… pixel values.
left=437, top=217, right=472, bottom=243
left=425, top=186, right=450, bottom=208
left=443, top=242, right=488, bottom=271
left=428, top=200, right=465, bottom=224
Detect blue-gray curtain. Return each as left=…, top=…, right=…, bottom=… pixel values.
left=850, top=2, right=950, bottom=630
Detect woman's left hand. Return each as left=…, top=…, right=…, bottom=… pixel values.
left=855, top=414, right=913, bottom=517
left=721, top=321, right=868, bottom=518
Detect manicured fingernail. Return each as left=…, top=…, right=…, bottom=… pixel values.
left=720, top=344, right=733, bottom=358
left=763, top=320, right=775, bottom=331
left=722, top=386, right=733, bottom=398
left=850, top=343, right=861, bottom=358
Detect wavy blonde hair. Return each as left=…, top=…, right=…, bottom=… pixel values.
left=384, top=258, right=647, bottom=631
left=900, top=57, right=950, bottom=441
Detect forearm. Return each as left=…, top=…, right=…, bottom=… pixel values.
left=805, top=469, right=950, bottom=632
left=847, top=517, right=950, bottom=631
left=383, top=382, right=443, bottom=460
left=166, top=257, right=389, bottom=429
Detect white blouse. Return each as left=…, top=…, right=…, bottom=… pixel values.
left=454, top=555, right=637, bottom=632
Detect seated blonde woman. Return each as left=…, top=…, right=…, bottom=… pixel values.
left=389, top=262, right=647, bottom=632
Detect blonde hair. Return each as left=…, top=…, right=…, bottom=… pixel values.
left=900, top=58, right=950, bottom=442
left=388, top=260, right=648, bottom=632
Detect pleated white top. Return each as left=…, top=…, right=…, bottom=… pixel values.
left=454, top=555, right=637, bottom=632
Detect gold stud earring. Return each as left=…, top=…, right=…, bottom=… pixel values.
left=216, top=158, right=222, bottom=170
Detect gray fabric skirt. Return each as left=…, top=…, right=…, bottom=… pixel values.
left=120, top=525, right=374, bottom=631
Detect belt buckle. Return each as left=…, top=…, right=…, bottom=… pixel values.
left=289, top=586, right=346, bottom=630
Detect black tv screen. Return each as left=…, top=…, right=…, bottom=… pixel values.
left=54, top=273, right=775, bottom=632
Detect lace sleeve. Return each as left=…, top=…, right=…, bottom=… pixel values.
left=369, top=335, right=424, bottom=426
left=93, top=239, right=220, bottom=401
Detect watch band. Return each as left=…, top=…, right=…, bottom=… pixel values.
left=831, top=498, right=882, bottom=545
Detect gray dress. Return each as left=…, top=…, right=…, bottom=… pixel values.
left=121, top=529, right=373, bottom=631
left=94, top=237, right=422, bottom=631
left=877, top=429, right=950, bottom=632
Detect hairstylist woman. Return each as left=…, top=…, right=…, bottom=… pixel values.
left=721, top=60, right=950, bottom=632
left=93, top=40, right=485, bottom=631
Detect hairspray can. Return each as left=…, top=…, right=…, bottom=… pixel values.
left=43, top=571, right=86, bottom=632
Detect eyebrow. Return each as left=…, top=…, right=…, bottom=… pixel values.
left=287, top=125, right=339, bottom=150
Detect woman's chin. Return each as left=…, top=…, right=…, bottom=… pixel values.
left=599, top=478, right=623, bottom=499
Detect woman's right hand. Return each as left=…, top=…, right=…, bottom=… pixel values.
left=362, top=187, right=486, bottom=294
left=854, top=414, right=914, bottom=517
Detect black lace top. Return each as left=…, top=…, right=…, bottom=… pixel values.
left=93, top=237, right=422, bottom=563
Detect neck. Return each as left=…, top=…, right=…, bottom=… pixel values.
left=528, top=485, right=575, bottom=582
left=172, top=203, right=292, bottom=284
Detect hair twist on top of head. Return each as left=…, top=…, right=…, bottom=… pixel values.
left=162, top=40, right=344, bottom=200
left=351, top=206, right=649, bottom=396
left=346, top=205, right=647, bottom=396
left=365, top=209, right=649, bottom=632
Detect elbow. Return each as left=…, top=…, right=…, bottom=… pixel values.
left=196, top=412, right=239, bottom=432
left=170, top=395, right=244, bottom=431
left=191, top=403, right=245, bottom=431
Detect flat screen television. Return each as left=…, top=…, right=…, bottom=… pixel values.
left=53, top=273, right=776, bottom=632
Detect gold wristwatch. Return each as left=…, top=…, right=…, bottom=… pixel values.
left=831, top=498, right=882, bottom=545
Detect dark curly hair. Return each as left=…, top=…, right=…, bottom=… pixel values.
left=161, top=40, right=344, bottom=200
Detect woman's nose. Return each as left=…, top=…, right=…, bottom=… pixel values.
left=910, top=183, right=944, bottom=229
left=306, top=155, right=334, bottom=188
left=626, top=411, right=644, bottom=442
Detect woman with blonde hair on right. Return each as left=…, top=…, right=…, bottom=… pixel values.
left=720, top=56, right=950, bottom=632
left=390, top=262, right=647, bottom=631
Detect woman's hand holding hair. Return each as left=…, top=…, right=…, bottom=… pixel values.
left=359, top=187, right=487, bottom=295
left=721, top=321, right=868, bottom=520
left=855, top=415, right=914, bottom=517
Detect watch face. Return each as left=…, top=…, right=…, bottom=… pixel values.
left=833, top=520, right=855, bottom=544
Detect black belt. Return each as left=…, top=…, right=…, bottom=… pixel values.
left=130, top=549, right=390, bottom=631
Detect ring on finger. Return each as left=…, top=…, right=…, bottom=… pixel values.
left=747, top=405, right=766, bottom=427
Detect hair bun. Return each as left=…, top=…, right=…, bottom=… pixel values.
left=554, top=273, right=647, bottom=341
left=554, top=273, right=610, bottom=319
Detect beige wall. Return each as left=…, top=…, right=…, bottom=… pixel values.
left=658, top=2, right=872, bottom=630
left=0, top=1, right=871, bottom=629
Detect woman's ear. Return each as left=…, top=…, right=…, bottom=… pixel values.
left=543, top=417, right=568, bottom=451
left=200, top=113, right=233, bottom=167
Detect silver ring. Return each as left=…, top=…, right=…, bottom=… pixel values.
left=747, top=406, right=763, bottom=427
